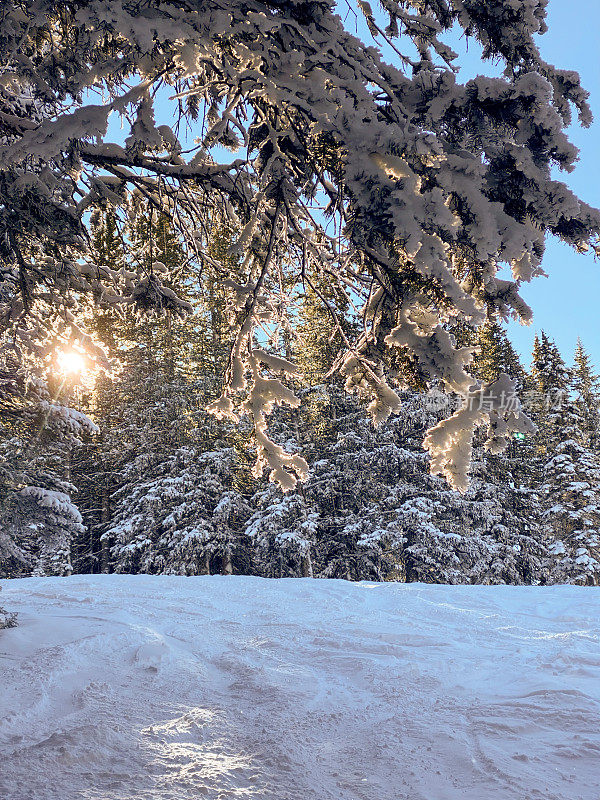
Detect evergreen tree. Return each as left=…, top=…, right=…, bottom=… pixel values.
left=0, top=354, right=97, bottom=577
left=468, top=321, right=539, bottom=544
left=295, top=269, right=356, bottom=386
left=71, top=209, right=128, bottom=572
left=196, top=217, right=238, bottom=383
left=530, top=333, right=600, bottom=584
left=530, top=332, right=571, bottom=425
left=540, top=399, right=600, bottom=585
left=244, top=486, right=316, bottom=578
left=470, top=321, right=528, bottom=388
left=572, top=339, right=600, bottom=450
left=108, top=448, right=252, bottom=576
left=76, top=201, right=242, bottom=573
left=88, top=208, right=127, bottom=354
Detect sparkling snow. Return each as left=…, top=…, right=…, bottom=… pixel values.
left=1, top=575, right=599, bottom=800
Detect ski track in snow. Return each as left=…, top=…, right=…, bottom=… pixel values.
left=0, top=576, right=599, bottom=800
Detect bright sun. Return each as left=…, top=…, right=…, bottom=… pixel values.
left=57, top=349, right=86, bottom=376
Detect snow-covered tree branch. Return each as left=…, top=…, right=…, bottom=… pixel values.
left=1, top=0, right=599, bottom=489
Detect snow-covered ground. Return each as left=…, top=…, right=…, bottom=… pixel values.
left=1, top=576, right=599, bottom=800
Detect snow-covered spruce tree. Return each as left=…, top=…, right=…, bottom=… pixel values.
left=242, top=386, right=405, bottom=580
left=462, top=320, right=541, bottom=550
left=2, top=1, right=599, bottom=492
left=245, top=486, right=317, bottom=578
left=108, top=447, right=252, bottom=575
left=0, top=354, right=98, bottom=577
left=467, top=320, right=528, bottom=390
left=67, top=209, right=127, bottom=573
left=82, top=203, right=252, bottom=575
left=531, top=333, right=600, bottom=584
left=530, top=332, right=571, bottom=431
left=541, top=409, right=600, bottom=586
left=572, top=338, right=600, bottom=451
left=73, top=201, right=198, bottom=572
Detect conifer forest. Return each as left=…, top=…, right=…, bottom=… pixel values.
left=1, top=0, right=600, bottom=603
left=2, top=202, right=600, bottom=592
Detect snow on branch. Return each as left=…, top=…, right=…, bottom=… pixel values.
left=425, top=374, right=537, bottom=492
left=0, top=0, right=599, bottom=490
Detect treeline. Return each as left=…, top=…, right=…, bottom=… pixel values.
left=2, top=204, right=600, bottom=588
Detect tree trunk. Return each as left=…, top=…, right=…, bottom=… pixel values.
left=221, top=550, right=233, bottom=575
left=198, top=551, right=211, bottom=575
left=301, top=550, right=313, bottom=578
left=100, top=481, right=111, bottom=573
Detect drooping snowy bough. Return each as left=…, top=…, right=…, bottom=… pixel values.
left=1, top=0, right=599, bottom=490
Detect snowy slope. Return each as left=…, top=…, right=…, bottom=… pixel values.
left=1, top=576, right=599, bottom=800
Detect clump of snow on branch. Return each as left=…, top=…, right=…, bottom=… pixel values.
left=425, top=374, right=536, bottom=492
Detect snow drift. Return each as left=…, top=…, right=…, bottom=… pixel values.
left=1, top=575, right=599, bottom=800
